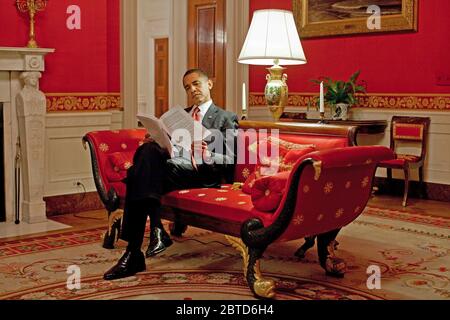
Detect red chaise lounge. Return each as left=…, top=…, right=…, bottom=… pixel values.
left=83, top=120, right=393, bottom=298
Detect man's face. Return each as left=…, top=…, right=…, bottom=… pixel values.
left=183, top=72, right=213, bottom=106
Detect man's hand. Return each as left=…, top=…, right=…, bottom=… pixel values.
left=191, top=140, right=213, bottom=168
left=191, top=140, right=208, bottom=154
left=143, top=132, right=154, bottom=144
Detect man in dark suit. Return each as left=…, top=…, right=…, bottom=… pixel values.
left=104, top=68, right=239, bottom=280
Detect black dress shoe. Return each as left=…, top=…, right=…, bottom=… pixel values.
left=145, top=227, right=173, bottom=257
left=103, top=250, right=146, bottom=280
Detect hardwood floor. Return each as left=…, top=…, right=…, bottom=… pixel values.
left=1, top=195, right=449, bottom=243
left=369, top=194, right=450, bottom=219
left=0, top=209, right=108, bottom=243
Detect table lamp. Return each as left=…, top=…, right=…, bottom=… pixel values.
left=238, top=9, right=307, bottom=121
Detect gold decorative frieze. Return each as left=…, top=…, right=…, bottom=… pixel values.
left=249, top=93, right=450, bottom=110
left=46, top=93, right=121, bottom=112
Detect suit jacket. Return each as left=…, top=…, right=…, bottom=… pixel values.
left=125, top=103, right=238, bottom=201
left=184, top=103, right=239, bottom=183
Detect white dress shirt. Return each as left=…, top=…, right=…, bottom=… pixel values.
left=189, top=99, right=213, bottom=122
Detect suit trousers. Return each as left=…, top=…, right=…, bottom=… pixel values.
left=120, top=141, right=223, bottom=250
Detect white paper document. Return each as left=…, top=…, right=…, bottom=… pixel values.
left=136, top=113, right=174, bottom=156
left=137, top=106, right=211, bottom=158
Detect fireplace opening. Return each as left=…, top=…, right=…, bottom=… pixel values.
left=0, top=102, right=4, bottom=222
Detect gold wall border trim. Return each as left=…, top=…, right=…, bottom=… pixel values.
left=45, top=93, right=122, bottom=112
left=249, top=93, right=450, bottom=111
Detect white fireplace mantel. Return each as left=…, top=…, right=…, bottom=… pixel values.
left=0, top=46, right=55, bottom=226
left=0, top=47, right=54, bottom=72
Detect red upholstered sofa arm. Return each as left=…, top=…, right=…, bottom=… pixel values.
left=304, top=146, right=394, bottom=169
left=253, top=145, right=395, bottom=243
left=82, top=129, right=147, bottom=211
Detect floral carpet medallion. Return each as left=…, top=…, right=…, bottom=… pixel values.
left=0, top=206, right=448, bottom=300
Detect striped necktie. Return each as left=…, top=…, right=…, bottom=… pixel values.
left=190, top=106, right=201, bottom=170
left=192, top=106, right=200, bottom=122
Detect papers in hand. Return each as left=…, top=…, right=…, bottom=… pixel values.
left=137, top=106, right=211, bottom=158
left=137, top=113, right=173, bottom=156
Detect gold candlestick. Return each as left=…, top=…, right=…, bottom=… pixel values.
left=16, top=0, right=48, bottom=48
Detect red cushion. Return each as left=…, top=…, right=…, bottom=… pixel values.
left=266, top=133, right=348, bottom=151
left=104, top=151, right=134, bottom=182
left=235, top=163, right=257, bottom=184
left=379, top=154, right=420, bottom=167
left=233, top=132, right=350, bottom=183
left=379, top=158, right=406, bottom=167
left=242, top=146, right=315, bottom=194
left=251, top=171, right=290, bottom=212
left=161, top=185, right=274, bottom=226
left=397, top=154, right=420, bottom=162
left=242, top=171, right=260, bottom=194
left=108, top=151, right=135, bottom=171
left=248, top=136, right=315, bottom=159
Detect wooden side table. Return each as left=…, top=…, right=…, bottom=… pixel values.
left=279, top=115, right=387, bottom=134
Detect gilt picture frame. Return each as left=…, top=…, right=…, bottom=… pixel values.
left=293, top=0, right=418, bottom=38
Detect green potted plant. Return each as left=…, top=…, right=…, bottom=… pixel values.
left=310, top=70, right=366, bottom=120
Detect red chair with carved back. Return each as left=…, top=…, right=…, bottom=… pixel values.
left=378, top=116, right=430, bottom=207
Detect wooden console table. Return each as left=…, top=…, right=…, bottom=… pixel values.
left=279, top=115, right=387, bottom=134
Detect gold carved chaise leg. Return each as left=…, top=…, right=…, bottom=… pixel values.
left=225, top=235, right=275, bottom=299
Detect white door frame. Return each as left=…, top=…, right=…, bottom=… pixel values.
left=120, top=0, right=138, bottom=128
left=121, top=0, right=249, bottom=124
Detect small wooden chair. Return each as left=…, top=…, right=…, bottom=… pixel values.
left=378, top=116, right=430, bottom=206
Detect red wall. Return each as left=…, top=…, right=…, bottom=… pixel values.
left=107, top=0, right=120, bottom=93
left=2, top=1, right=448, bottom=96
left=0, top=0, right=120, bottom=93
left=249, top=0, right=450, bottom=94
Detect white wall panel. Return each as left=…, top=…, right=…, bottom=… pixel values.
left=44, top=111, right=123, bottom=196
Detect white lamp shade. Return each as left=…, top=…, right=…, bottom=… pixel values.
left=238, top=9, right=307, bottom=66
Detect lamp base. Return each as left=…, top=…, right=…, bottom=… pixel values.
left=264, top=64, right=288, bottom=121
left=268, top=106, right=285, bottom=121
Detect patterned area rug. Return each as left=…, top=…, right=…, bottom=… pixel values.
left=0, top=206, right=448, bottom=300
